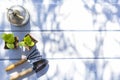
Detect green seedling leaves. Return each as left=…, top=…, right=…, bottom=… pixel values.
left=1, top=33, right=15, bottom=43
left=19, top=41, right=26, bottom=46
left=0, top=33, right=15, bottom=49
left=6, top=43, right=14, bottom=49
left=27, top=41, right=34, bottom=47
left=19, top=35, right=34, bottom=47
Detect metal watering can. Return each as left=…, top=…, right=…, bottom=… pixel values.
left=7, top=5, right=30, bottom=26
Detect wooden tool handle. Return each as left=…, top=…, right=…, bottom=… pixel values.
left=10, top=68, right=33, bottom=80
left=16, top=14, right=24, bottom=20
left=5, top=59, right=27, bottom=71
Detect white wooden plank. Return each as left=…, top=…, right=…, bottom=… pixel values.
left=0, top=59, right=120, bottom=80
left=0, top=32, right=120, bottom=59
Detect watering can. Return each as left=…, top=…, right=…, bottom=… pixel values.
left=7, top=5, right=30, bottom=26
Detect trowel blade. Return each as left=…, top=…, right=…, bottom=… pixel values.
left=35, top=64, right=49, bottom=78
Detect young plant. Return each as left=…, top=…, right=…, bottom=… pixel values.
left=1, top=33, right=18, bottom=49
left=19, top=34, right=37, bottom=50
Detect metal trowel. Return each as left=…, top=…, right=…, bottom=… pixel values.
left=10, top=59, right=49, bottom=80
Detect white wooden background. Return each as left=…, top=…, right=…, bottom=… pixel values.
left=0, top=0, right=120, bottom=80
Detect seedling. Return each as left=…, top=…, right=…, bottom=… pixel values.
left=0, top=33, right=19, bottom=49
left=19, top=34, right=37, bottom=50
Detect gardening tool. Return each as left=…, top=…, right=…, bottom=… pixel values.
left=10, top=59, right=49, bottom=80
left=5, top=48, right=41, bottom=71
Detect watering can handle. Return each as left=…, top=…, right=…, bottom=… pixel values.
left=7, top=8, right=24, bottom=20
left=15, top=13, right=24, bottom=19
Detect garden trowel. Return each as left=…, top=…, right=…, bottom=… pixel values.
left=5, top=48, right=41, bottom=71
left=10, top=59, right=49, bottom=80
